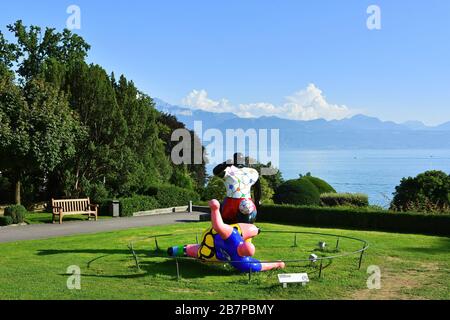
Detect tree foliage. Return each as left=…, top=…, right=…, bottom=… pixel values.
left=391, top=170, right=450, bottom=213
left=0, top=20, right=206, bottom=205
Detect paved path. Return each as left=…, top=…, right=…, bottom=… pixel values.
left=0, top=212, right=204, bottom=243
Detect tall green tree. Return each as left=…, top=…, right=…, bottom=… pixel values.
left=6, top=20, right=89, bottom=82
left=158, top=113, right=207, bottom=189
left=112, top=74, right=172, bottom=194
left=0, top=77, right=83, bottom=204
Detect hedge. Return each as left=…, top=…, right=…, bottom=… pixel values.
left=258, top=204, right=450, bottom=236
left=321, top=193, right=369, bottom=207
left=119, top=195, right=160, bottom=217
left=146, top=185, right=200, bottom=208
left=0, top=216, right=13, bottom=226
left=97, top=185, right=199, bottom=217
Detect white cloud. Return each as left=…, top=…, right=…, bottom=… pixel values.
left=182, top=89, right=231, bottom=113
left=182, top=84, right=355, bottom=121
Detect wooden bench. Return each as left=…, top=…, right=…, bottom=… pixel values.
left=52, top=198, right=98, bottom=224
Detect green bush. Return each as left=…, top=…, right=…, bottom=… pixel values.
left=258, top=204, right=450, bottom=236
left=321, top=193, right=369, bottom=207
left=303, top=176, right=336, bottom=194
left=0, top=216, right=13, bottom=226
left=391, top=170, right=450, bottom=213
left=4, top=205, right=27, bottom=224
left=260, top=176, right=275, bottom=204
left=85, top=183, right=110, bottom=204
left=119, top=195, right=160, bottom=217
left=146, top=185, right=200, bottom=208
left=202, top=176, right=226, bottom=201
left=273, top=178, right=321, bottom=206
left=170, top=166, right=196, bottom=191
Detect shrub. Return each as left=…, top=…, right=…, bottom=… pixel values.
left=391, top=170, right=450, bottom=213
left=321, top=193, right=369, bottom=207
left=119, top=195, right=160, bottom=217
left=303, top=176, right=336, bottom=194
left=202, top=176, right=226, bottom=201
left=4, top=205, right=27, bottom=224
left=258, top=204, right=450, bottom=236
left=170, top=167, right=196, bottom=190
left=0, top=216, right=13, bottom=226
left=146, top=185, right=200, bottom=208
left=85, top=183, right=110, bottom=204
left=260, top=176, right=275, bottom=204
left=273, top=178, right=321, bottom=206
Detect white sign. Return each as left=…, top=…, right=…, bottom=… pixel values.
left=278, top=273, right=309, bottom=288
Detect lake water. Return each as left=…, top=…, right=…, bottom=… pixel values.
left=207, top=149, right=450, bottom=207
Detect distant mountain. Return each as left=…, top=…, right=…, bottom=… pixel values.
left=153, top=99, right=450, bottom=149
left=401, top=120, right=429, bottom=130
left=435, top=121, right=450, bottom=131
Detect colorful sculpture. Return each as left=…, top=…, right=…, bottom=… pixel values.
left=213, top=153, right=260, bottom=224
left=167, top=199, right=285, bottom=273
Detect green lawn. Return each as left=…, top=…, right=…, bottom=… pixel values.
left=0, top=222, right=449, bottom=300
left=24, top=212, right=111, bottom=224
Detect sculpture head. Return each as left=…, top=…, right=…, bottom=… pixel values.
left=233, top=152, right=246, bottom=168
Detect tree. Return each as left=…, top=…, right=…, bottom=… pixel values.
left=247, top=160, right=284, bottom=191
left=391, top=170, right=450, bottom=213
left=112, top=75, right=173, bottom=194
left=6, top=20, right=89, bottom=82
left=0, top=78, right=83, bottom=204
left=158, top=112, right=207, bottom=188
left=202, top=176, right=226, bottom=201
left=259, top=176, right=274, bottom=204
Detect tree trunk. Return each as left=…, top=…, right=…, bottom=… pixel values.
left=15, top=179, right=21, bottom=205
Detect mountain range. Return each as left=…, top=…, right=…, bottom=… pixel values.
left=154, top=98, right=450, bottom=149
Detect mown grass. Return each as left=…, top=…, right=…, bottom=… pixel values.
left=0, top=222, right=449, bottom=300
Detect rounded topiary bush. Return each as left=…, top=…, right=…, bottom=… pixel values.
left=273, top=178, right=321, bottom=206
left=303, top=176, right=336, bottom=194
left=4, top=205, right=27, bottom=224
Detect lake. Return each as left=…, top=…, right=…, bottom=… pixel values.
left=207, top=149, right=450, bottom=207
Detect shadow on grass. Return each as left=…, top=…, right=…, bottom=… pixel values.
left=398, top=237, right=450, bottom=255
left=38, top=248, right=237, bottom=280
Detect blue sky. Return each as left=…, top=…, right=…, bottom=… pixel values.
left=1, top=0, right=449, bottom=125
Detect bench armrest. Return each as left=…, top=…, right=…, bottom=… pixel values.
left=52, top=206, right=63, bottom=213
left=89, top=204, right=99, bottom=209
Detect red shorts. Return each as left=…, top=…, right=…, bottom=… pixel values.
left=221, top=197, right=257, bottom=224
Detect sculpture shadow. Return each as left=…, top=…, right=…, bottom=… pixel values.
left=37, top=248, right=237, bottom=280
